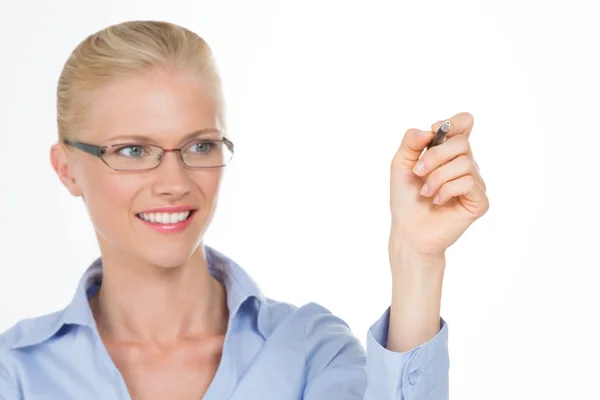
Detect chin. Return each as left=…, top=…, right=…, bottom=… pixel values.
left=124, top=234, right=199, bottom=269
left=140, top=250, right=195, bottom=269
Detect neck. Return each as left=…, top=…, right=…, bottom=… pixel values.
left=89, top=245, right=229, bottom=346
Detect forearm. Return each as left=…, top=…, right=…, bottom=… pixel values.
left=386, top=250, right=446, bottom=353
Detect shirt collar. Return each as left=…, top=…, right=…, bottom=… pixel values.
left=11, top=244, right=267, bottom=349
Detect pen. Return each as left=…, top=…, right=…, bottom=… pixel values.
left=426, top=120, right=451, bottom=149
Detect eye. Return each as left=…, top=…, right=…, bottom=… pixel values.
left=114, top=144, right=150, bottom=157
left=188, top=140, right=216, bottom=154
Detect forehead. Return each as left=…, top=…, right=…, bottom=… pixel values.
left=81, top=69, right=220, bottom=144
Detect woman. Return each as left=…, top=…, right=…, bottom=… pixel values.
left=0, top=20, right=489, bottom=399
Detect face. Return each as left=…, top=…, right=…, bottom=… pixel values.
left=51, top=68, right=224, bottom=268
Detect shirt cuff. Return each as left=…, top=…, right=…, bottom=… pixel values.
left=364, top=307, right=449, bottom=399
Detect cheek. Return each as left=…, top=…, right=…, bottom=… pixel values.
left=193, top=170, right=222, bottom=201
left=81, top=171, right=143, bottom=234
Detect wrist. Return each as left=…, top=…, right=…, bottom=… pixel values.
left=387, top=250, right=445, bottom=352
left=389, top=244, right=446, bottom=274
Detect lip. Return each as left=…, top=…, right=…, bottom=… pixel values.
left=138, top=205, right=197, bottom=214
left=135, top=208, right=197, bottom=234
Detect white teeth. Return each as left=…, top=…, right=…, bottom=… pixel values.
left=139, top=211, right=191, bottom=224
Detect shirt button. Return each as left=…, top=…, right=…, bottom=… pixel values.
left=408, top=369, right=422, bottom=385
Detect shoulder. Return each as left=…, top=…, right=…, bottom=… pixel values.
left=208, top=245, right=356, bottom=340
left=260, top=298, right=363, bottom=355
left=259, top=297, right=337, bottom=329
left=272, top=300, right=356, bottom=338
left=0, top=311, right=61, bottom=390
left=272, top=301, right=366, bottom=379
left=0, top=310, right=64, bottom=352
left=297, top=302, right=364, bottom=355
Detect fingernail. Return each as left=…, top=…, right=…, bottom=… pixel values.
left=420, top=183, right=429, bottom=195
left=433, top=194, right=440, bottom=204
left=413, top=161, right=425, bottom=175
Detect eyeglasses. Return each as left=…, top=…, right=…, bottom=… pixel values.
left=62, top=136, right=234, bottom=171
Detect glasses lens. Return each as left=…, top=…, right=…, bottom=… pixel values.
left=181, top=139, right=233, bottom=168
left=103, top=143, right=162, bottom=170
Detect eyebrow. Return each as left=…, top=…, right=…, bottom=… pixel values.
left=104, top=128, right=223, bottom=144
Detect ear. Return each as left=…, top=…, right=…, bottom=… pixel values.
left=50, top=143, right=83, bottom=197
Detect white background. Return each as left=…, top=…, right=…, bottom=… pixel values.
left=1, top=1, right=598, bottom=398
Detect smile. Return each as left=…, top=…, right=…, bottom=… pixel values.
left=138, top=211, right=192, bottom=224
left=135, top=210, right=196, bottom=233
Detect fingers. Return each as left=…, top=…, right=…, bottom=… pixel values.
left=393, top=112, right=475, bottom=171
left=431, top=112, right=475, bottom=139
left=394, top=111, right=487, bottom=215
left=413, top=134, right=486, bottom=191
left=434, top=175, right=489, bottom=217
left=414, top=134, right=485, bottom=189
left=418, top=154, right=477, bottom=198
left=393, top=128, right=435, bottom=170
left=413, top=134, right=470, bottom=176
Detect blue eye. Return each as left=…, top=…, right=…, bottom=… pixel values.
left=117, top=145, right=146, bottom=157
left=189, top=140, right=215, bottom=154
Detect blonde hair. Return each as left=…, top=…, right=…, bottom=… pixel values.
left=57, top=20, right=226, bottom=140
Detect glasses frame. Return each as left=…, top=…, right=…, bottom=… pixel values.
left=62, top=136, right=235, bottom=171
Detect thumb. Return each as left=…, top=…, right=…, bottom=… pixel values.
left=394, top=127, right=436, bottom=169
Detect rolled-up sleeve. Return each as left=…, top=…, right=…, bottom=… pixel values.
left=365, top=307, right=449, bottom=399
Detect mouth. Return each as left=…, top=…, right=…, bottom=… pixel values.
left=136, top=210, right=197, bottom=225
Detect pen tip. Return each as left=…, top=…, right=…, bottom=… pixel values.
left=441, top=121, right=450, bottom=133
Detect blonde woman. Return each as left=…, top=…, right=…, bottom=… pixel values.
left=0, top=21, right=488, bottom=399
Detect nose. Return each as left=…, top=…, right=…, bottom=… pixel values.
left=151, top=151, right=191, bottom=199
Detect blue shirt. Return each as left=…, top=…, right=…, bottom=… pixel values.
left=0, top=244, right=449, bottom=399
